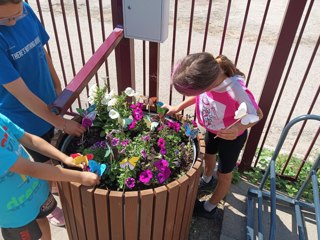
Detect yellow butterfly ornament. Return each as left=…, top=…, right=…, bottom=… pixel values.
left=120, top=156, right=140, bottom=170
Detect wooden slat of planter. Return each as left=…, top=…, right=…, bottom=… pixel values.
left=124, top=191, right=139, bottom=240
left=109, top=191, right=124, bottom=240
left=81, top=186, right=98, bottom=240
left=139, top=189, right=154, bottom=240
left=70, top=182, right=86, bottom=240
left=94, top=188, right=110, bottom=240
left=172, top=175, right=189, bottom=240
left=185, top=160, right=202, bottom=236
left=180, top=168, right=197, bottom=240
left=58, top=182, right=78, bottom=240
left=152, top=186, right=168, bottom=240
left=163, top=181, right=180, bottom=240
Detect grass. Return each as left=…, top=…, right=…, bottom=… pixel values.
left=232, top=149, right=319, bottom=202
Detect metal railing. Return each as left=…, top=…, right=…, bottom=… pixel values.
left=247, top=114, right=320, bottom=240
left=29, top=0, right=319, bottom=179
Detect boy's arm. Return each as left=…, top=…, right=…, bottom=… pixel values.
left=3, top=79, right=85, bottom=136
left=44, top=48, right=62, bottom=96
left=20, top=132, right=78, bottom=168
left=9, top=157, right=100, bottom=186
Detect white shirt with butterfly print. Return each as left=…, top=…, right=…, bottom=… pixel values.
left=195, top=76, right=259, bottom=136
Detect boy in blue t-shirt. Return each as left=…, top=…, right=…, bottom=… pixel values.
left=0, top=112, right=100, bottom=240
left=0, top=0, right=87, bottom=226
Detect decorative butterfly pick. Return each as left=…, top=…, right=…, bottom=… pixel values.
left=88, top=160, right=107, bottom=176
left=144, top=115, right=159, bottom=130
left=71, top=153, right=94, bottom=166
left=184, top=123, right=199, bottom=139
left=155, top=101, right=169, bottom=116
left=214, top=102, right=259, bottom=139
left=77, top=104, right=97, bottom=128
left=120, top=156, right=140, bottom=170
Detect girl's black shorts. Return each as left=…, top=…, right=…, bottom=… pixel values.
left=205, top=130, right=248, bottom=174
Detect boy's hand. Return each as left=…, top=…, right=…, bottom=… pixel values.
left=63, top=156, right=85, bottom=169
left=62, top=119, right=86, bottom=137
left=80, top=172, right=100, bottom=186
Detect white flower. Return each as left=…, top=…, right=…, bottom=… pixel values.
left=109, top=109, right=120, bottom=119
left=101, top=89, right=116, bottom=105
left=108, top=98, right=117, bottom=107
left=124, top=87, right=135, bottom=97
left=88, top=84, right=98, bottom=104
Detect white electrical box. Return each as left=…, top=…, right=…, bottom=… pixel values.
left=122, top=0, right=170, bottom=43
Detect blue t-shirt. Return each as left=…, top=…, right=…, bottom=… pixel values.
left=0, top=2, right=56, bottom=136
left=0, top=113, right=49, bottom=228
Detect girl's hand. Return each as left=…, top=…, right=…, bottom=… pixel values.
left=162, top=104, right=180, bottom=115
left=62, top=156, right=85, bottom=169
left=80, top=172, right=100, bottom=186
left=62, top=119, right=86, bottom=137
left=216, top=126, right=239, bottom=140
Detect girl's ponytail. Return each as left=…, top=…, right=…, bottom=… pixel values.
left=215, top=55, right=245, bottom=78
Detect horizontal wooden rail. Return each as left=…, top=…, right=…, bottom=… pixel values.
left=50, top=27, right=124, bottom=115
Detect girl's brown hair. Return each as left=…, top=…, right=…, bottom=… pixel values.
left=215, top=55, right=245, bottom=78
left=172, top=52, right=244, bottom=96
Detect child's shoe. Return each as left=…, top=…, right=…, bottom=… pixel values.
left=47, top=206, right=65, bottom=227
left=193, top=200, right=217, bottom=219
left=198, top=177, right=218, bottom=191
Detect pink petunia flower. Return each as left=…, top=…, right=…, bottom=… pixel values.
left=156, top=167, right=171, bottom=184
left=139, top=170, right=153, bottom=184
left=128, top=120, right=136, bottom=130
left=125, top=177, right=135, bottom=189
left=82, top=118, right=93, bottom=128
left=154, top=159, right=169, bottom=172
left=157, top=138, right=165, bottom=148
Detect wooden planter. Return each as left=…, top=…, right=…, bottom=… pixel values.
left=57, top=159, right=202, bottom=240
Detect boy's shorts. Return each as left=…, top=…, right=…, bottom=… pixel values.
left=1, top=193, right=57, bottom=240
left=205, top=130, right=248, bottom=174
left=25, top=128, right=54, bottom=163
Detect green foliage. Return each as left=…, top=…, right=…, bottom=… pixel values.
left=71, top=86, right=198, bottom=191
left=235, top=149, right=319, bottom=202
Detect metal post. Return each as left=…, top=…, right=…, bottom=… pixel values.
left=239, top=0, right=308, bottom=172
left=111, top=0, right=135, bottom=94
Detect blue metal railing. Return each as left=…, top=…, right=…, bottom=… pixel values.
left=246, top=114, right=320, bottom=240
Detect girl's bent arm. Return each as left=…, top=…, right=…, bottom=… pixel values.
left=164, top=96, right=196, bottom=115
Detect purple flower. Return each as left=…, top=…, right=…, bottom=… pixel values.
left=136, top=102, right=143, bottom=109
left=121, top=139, right=129, bottom=146
left=111, top=138, right=119, bottom=146
left=154, top=159, right=168, bottom=172
left=142, top=135, right=150, bottom=141
left=160, top=148, right=167, bottom=155
left=133, top=108, right=143, bottom=121
left=157, top=138, right=165, bottom=148
left=156, top=167, right=171, bottom=184
left=173, top=122, right=181, bottom=132
left=82, top=118, right=93, bottom=128
left=125, top=177, right=135, bottom=189
left=120, top=148, right=126, bottom=154
left=191, top=120, right=198, bottom=127
left=157, top=125, right=165, bottom=131
left=139, top=170, right=153, bottom=184
left=128, top=120, right=136, bottom=130
left=141, top=149, right=147, bottom=159
left=130, top=104, right=137, bottom=109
